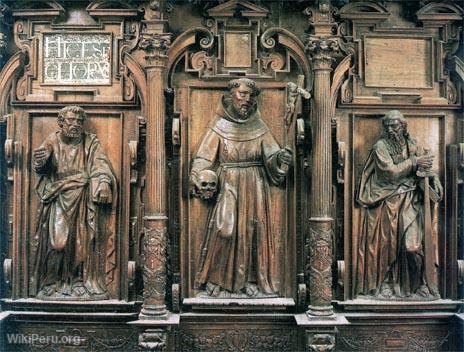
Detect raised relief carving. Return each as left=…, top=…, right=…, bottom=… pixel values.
left=174, top=327, right=297, bottom=352
left=32, top=106, right=117, bottom=300
left=189, top=78, right=292, bottom=298
left=355, top=110, right=443, bottom=300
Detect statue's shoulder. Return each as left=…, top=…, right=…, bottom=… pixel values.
left=372, top=138, right=388, bottom=152
left=85, top=131, right=100, bottom=144
left=43, top=131, right=60, bottom=145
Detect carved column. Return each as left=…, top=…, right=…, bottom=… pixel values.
left=139, top=28, right=171, bottom=320
left=305, top=37, right=339, bottom=317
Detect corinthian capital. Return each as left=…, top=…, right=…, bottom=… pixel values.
left=139, top=32, right=171, bottom=67
left=305, top=36, right=340, bottom=70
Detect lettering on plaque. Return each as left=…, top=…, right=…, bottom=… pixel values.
left=42, top=33, right=111, bottom=85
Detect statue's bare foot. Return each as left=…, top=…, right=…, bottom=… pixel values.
left=415, top=285, right=431, bottom=298
left=245, top=283, right=259, bottom=297
left=379, top=284, right=393, bottom=299
left=41, top=284, right=55, bottom=296
left=72, top=283, right=87, bottom=297
left=61, top=282, right=71, bottom=296
left=206, top=282, right=220, bottom=297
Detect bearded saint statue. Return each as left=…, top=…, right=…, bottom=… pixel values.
left=355, top=110, right=442, bottom=300
left=189, top=78, right=292, bottom=298
left=32, top=105, right=117, bottom=300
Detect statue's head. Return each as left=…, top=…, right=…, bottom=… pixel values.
left=228, top=78, right=260, bottom=120
left=382, top=110, right=409, bottom=143
left=58, top=105, right=87, bottom=139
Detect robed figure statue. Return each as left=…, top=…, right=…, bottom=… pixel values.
left=355, top=110, right=443, bottom=300
left=190, top=78, right=292, bottom=298
left=32, top=106, right=117, bottom=300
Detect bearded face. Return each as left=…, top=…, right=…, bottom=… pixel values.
left=231, top=83, right=255, bottom=119
left=60, top=112, right=85, bottom=139
left=385, top=120, right=405, bottom=144
left=383, top=119, right=408, bottom=155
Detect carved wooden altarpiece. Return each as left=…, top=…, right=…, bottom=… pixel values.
left=0, top=0, right=462, bottom=351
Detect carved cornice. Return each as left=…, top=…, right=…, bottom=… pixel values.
left=305, top=36, right=340, bottom=70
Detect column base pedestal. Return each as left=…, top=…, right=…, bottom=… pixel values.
left=130, top=313, right=180, bottom=351
left=307, top=304, right=334, bottom=317
left=139, top=304, right=168, bottom=320
left=295, top=313, right=349, bottom=352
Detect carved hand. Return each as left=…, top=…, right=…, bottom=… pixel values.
left=95, top=182, right=111, bottom=204
left=277, top=148, right=293, bottom=169
left=416, top=154, right=434, bottom=172
left=33, top=146, right=50, bottom=167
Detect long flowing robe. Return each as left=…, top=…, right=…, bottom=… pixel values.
left=192, top=99, right=286, bottom=295
left=32, top=131, right=116, bottom=298
left=355, top=137, right=442, bottom=298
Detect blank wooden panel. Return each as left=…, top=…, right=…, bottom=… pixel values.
left=364, top=37, right=433, bottom=89
left=224, top=32, right=252, bottom=68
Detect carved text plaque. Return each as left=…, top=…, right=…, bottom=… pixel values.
left=42, top=33, right=111, bottom=85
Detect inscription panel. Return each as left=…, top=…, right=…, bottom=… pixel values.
left=42, top=33, right=111, bottom=85
left=364, top=36, right=433, bottom=89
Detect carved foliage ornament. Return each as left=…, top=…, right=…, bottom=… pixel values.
left=305, top=37, right=340, bottom=69
left=174, top=328, right=297, bottom=352
left=139, top=33, right=171, bottom=64
left=308, top=225, right=333, bottom=306
left=142, top=227, right=167, bottom=300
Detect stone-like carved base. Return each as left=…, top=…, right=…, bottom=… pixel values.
left=195, top=290, right=279, bottom=299
left=356, top=293, right=440, bottom=302
left=36, top=292, right=109, bottom=301
left=139, top=328, right=167, bottom=351
left=306, top=332, right=336, bottom=352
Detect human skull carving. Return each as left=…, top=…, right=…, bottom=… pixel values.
left=196, top=170, right=218, bottom=200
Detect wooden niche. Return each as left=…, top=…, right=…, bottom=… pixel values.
left=166, top=0, right=312, bottom=310
left=0, top=0, right=146, bottom=303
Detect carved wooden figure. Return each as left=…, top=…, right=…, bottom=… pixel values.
left=355, top=110, right=443, bottom=300
left=189, top=78, right=292, bottom=298
left=32, top=105, right=116, bottom=300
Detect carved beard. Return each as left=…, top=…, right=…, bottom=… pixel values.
left=62, top=127, right=83, bottom=139
left=64, top=130, right=82, bottom=138
left=235, top=101, right=255, bottom=120
left=386, top=131, right=406, bottom=156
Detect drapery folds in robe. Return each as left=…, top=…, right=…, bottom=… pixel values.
left=191, top=97, right=287, bottom=296
left=355, top=136, right=442, bottom=299
left=32, top=131, right=116, bottom=300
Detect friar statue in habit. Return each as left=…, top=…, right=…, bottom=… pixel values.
left=189, top=78, right=293, bottom=298
left=32, top=105, right=117, bottom=300
left=355, top=110, right=443, bottom=300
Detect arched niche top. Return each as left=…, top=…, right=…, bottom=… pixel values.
left=339, top=1, right=390, bottom=22
left=123, top=52, right=148, bottom=114
left=11, top=0, right=64, bottom=18
left=260, top=27, right=312, bottom=91
left=87, top=0, right=140, bottom=17
left=167, top=26, right=311, bottom=91
left=167, top=27, right=215, bottom=75
left=0, top=52, right=24, bottom=114
left=417, top=1, right=463, bottom=22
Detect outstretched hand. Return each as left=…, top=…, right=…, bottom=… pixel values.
left=33, top=146, right=50, bottom=167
